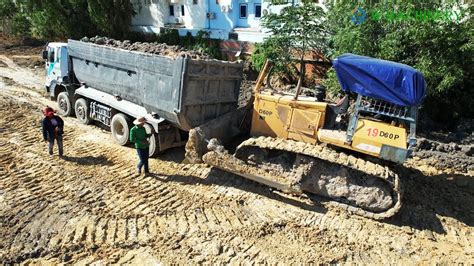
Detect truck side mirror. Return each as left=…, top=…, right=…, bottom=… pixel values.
left=42, top=50, right=47, bottom=60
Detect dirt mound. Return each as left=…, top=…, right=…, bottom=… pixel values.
left=412, top=138, right=473, bottom=173
left=0, top=34, right=44, bottom=70
left=81, top=36, right=211, bottom=60
left=238, top=80, right=254, bottom=107
left=411, top=119, right=474, bottom=173
left=413, top=119, right=474, bottom=173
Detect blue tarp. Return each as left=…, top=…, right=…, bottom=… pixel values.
left=333, top=53, right=426, bottom=106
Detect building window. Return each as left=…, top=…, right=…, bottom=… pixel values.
left=239, top=4, right=247, bottom=18
left=169, top=5, right=174, bottom=16
left=193, top=0, right=198, bottom=4
left=181, top=5, right=185, bottom=16
left=255, top=4, right=262, bottom=18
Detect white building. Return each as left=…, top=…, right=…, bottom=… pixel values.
left=131, top=0, right=325, bottom=43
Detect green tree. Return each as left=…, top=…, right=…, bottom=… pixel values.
left=17, top=0, right=93, bottom=38
left=87, top=0, right=135, bottom=39
left=8, top=0, right=135, bottom=39
left=0, top=0, right=16, bottom=20
left=251, top=3, right=329, bottom=88
left=11, top=13, right=30, bottom=35
left=0, top=0, right=19, bottom=33
left=324, top=1, right=473, bottom=127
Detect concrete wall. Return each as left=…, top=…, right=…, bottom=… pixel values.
left=208, top=0, right=235, bottom=31
left=131, top=0, right=207, bottom=32
left=172, top=0, right=207, bottom=29
left=131, top=0, right=168, bottom=32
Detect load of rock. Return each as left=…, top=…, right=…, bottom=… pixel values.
left=80, top=36, right=211, bottom=60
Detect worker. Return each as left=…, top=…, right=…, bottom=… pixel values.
left=130, top=117, right=154, bottom=176
left=41, top=106, right=64, bottom=156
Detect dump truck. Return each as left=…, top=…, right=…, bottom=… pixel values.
left=185, top=54, right=426, bottom=220
left=42, top=40, right=243, bottom=156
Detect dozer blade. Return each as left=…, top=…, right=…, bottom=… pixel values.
left=203, top=136, right=402, bottom=220
left=185, top=104, right=252, bottom=163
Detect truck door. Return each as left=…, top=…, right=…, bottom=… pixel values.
left=45, top=45, right=68, bottom=86
left=58, top=46, right=69, bottom=81
left=46, top=46, right=54, bottom=74
left=45, top=46, right=57, bottom=87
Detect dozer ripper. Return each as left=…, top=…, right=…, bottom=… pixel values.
left=185, top=54, right=426, bottom=220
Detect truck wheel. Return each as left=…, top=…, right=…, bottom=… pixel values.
left=57, top=92, right=73, bottom=116
left=149, top=134, right=160, bottom=157
left=75, top=98, right=91, bottom=125
left=111, top=113, right=131, bottom=146
left=144, top=124, right=160, bottom=157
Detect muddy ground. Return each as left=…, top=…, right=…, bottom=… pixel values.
left=0, top=43, right=473, bottom=264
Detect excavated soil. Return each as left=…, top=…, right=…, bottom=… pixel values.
left=0, top=35, right=44, bottom=71
left=0, top=49, right=473, bottom=264
left=410, top=134, right=474, bottom=174
left=81, top=36, right=211, bottom=60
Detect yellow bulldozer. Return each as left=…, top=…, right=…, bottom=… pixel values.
left=185, top=54, right=426, bottom=220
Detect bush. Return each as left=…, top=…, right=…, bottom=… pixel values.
left=250, top=40, right=280, bottom=72
left=192, top=30, right=222, bottom=60
left=156, top=28, right=181, bottom=45
left=324, top=1, right=473, bottom=127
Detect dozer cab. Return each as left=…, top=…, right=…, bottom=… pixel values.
left=185, top=54, right=426, bottom=220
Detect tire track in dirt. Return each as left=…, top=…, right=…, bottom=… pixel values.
left=0, top=89, right=282, bottom=263
left=1, top=59, right=473, bottom=264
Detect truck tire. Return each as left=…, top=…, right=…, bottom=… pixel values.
left=57, top=91, right=73, bottom=116
left=144, top=124, right=160, bottom=157
left=149, top=134, right=160, bottom=157
left=111, top=113, right=131, bottom=146
left=75, top=98, right=91, bottom=125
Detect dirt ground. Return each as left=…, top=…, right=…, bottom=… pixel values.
left=0, top=43, right=473, bottom=264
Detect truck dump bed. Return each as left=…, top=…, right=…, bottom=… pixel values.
left=68, top=40, right=243, bottom=131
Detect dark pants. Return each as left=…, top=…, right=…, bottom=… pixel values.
left=136, top=148, right=149, bottom=174
left=48, top=135, right=63, bottom=156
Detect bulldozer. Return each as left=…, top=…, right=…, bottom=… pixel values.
left=185, top=53, right=426, bottom=220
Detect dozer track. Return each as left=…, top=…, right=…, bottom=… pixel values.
left=203, top=136, right=402, bottom=220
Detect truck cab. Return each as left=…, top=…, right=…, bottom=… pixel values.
left=43, top=42, right=69, bottom=93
